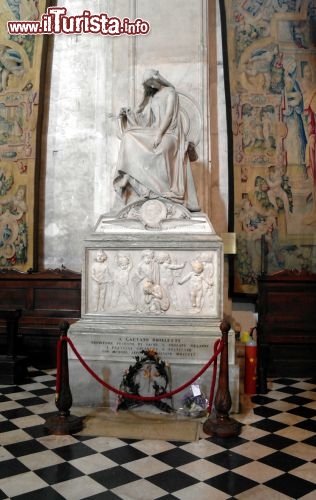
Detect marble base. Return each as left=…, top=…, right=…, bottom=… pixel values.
left=68, top=321, right=239, bottom=413
left=68, top=200, right=239, bottom=414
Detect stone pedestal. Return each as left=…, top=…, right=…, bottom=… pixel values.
left=69, top=199, right=239, bottom=412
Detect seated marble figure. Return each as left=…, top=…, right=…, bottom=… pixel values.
left=113, top=69, right=200, bottom=212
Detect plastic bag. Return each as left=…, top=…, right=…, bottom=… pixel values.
left=177, top=380, right=208, bottom=418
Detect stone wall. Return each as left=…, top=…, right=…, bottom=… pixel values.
left=41, top=0, right=228, bottom=272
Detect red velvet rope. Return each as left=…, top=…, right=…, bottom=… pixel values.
left=56, top=335, right=223, bottom=403
left=208, top=338, right=221, bottom=412
left=55, top=337, right=63, bottom=395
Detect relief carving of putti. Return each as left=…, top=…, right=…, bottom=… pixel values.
left=91, top=250, right=112, bottom=312
left=178, top=259, right=213, bottom=314
left=111, top=253, right=135, bottom=309
left=90, top=249, right=215, bottom=316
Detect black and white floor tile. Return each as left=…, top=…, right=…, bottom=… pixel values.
left=1, top=369, right=316, bottom=499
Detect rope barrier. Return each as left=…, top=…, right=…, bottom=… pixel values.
left=55, top=337, right=63, bottom=395
left=208, top=338, right=221, bottom=412
left=56, top=336, right=223, bottom=405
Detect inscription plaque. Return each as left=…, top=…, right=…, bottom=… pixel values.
left=68, top=331, right=234, bottom=364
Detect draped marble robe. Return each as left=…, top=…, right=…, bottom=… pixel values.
left=113, top=73, right=200, bottom=212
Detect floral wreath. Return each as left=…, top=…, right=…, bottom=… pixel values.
left=117, top=349, right=174, bottom=413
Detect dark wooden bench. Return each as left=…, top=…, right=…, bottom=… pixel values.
left=257, top=270, right=316, bottom=393
left=0, top=268, right=81, bottom=368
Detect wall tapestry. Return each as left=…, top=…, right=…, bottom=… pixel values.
left=224, top=0, right=316, bottom=295
left=0, top=0, right=48, bottom=271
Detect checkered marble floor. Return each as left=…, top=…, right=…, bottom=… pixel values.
left=1, top=369, right=316, bottom=500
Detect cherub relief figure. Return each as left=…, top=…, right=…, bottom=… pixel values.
left=197, top=252, right=215, bottom=308
left=157, top=252, right=184, bottom=310
left=91, top=251, right=112, bottom=312
left=132, top=249, right=159, bottom=311
left=178, top=260, right=212, bottom=314
left=143, top=278, right=170, bottom=315
left=112, top=253, right=135, bottom=309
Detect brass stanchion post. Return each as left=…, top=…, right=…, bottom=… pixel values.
left=203, top=320, right=242, bottom=438
left=44, top=321, right=83, bottom=435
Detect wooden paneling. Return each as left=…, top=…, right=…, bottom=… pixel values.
left=257, top=271, right=316, bottom=392
left=0, top=269, right=81, bottom=367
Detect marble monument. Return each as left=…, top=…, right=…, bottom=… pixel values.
left=68, top=70, right=238, bottom=412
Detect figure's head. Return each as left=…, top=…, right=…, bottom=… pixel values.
left=143, top=279, right=154, bottom=294
left=302, top=62, right=313, bottom=82
left=96, top=250, right=107, bottom=262
left=142, top=69, right=174, bottom=93
left=192, top=261, right=204, bottom=274
left=157, top=252, right=170, bottom=264
left=142, top=69, right=161, bottom=88
left=118, top=255, right=129, bottom=269
left=15, top=186, right=26, bottom=200
left=142, top=249, right=154, bottom=263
